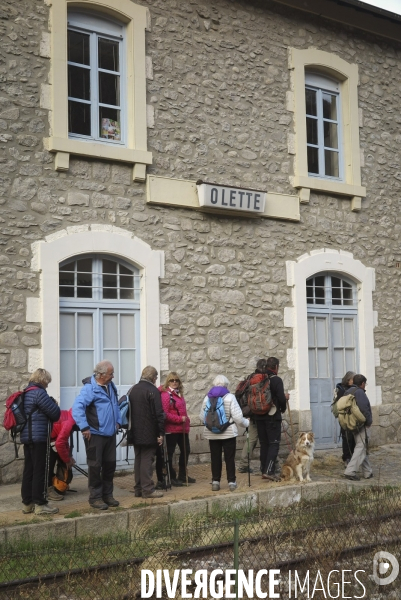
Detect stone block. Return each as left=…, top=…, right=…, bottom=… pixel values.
left=0, top=333, right=18, bottom=347
left=9, top=349, right=27, bottom=368
left=75, top=512, right=129, bottom=538
left=67, top=192, right=89, bottom=206
left=128, top=505, right=169, bottom=533
left=0, top=457, right=24, bottom=483
left=27, top=519, right=76, bottom=543
left=0, top=442, right=18, bottom=468
left=258, top=486, right=302, bottom=509
left=208, top=491, right=258, bottom=515
left=169, top=499, right=208, bottom=521
left=6, top=525, right=31, bottom=546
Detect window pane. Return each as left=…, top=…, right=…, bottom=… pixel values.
left=331, top=276, right=341, bottom=288
left=103, top=314, right=119, bottom=348
left=345, top=349, right=356, bottom=372
left=68, top=30, right=90, bottom=65
left=60, top=260, right=75, bottom=272
left=305, top=88, right=317, bottom=116
left=103, top=287, right=118, bottom=299
left=121, top=351, right=135, bottom=385
left=325, top=150, right=339, bottom=177
left=103, top=260, right=117, bottom=274
left=60, top=351, right=76, bottom=387
left=308, top=349, right=316, bottom=378
left=77, top=271, right=92, bottom=288
left=324, top=122, right=338, bottom=149
left=307, top=318, right=315, bottom=345
left=317, top=349, right=328, bottom=378
left=332, top=319, right=343, bottom=347
left=120, top=274, right=134, bottom=289
left=333, top=349, right=344, bottom=379
left=120, top=287, right=134, bottom=300
left=343, top=287, right=353, bottom=305
left=103, top=273, right=117, bottom=299
left=120, top=265, right=133, bottom=275
left=306, top=117, right=318, bottom=145
left=60, top=314, right=75, bottom=349
left=77, top=350, right=94, bottom=384
left=68, top=100, right=91, bottom=136
left=77, top=258, right=92, bottom=273
left=68, top=65, right=90, bottom=101
left=99, top=72, right=120, bottom=106
left=316, top=318, right=327, bottom=346
left=60, top=286, right=75, bottom=297
left=344, top=319, right=354, bottom=347
left=98, top=38, right=119, bottom=72
left=307, top=146, right=319, bottom=174
left=120, top=315, right=135, bottom=348
left=77, top=286, right=92, bottom=299
left=315, top=276, right=325, bottom=287
left=77, top=314, right=93, bottom=349
left=322, top=93, right=337, bottom=120
left=306, top=284, right=314, bottom=304
left=59, top=270, right=74, bottom=287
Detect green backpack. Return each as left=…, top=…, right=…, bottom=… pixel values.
left=335, top=393, right=366, bottom=431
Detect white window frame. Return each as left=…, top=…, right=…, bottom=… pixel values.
left=67, top=11, right=126, bottom=146
left=305, top=73, right=343, bottom=182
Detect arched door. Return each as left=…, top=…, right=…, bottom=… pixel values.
left=59, top=255, right=140, bottom=467
left=307, top=274, right=358, bottom=447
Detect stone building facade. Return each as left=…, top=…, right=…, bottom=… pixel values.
left=0, top=0, right=401, bottom=481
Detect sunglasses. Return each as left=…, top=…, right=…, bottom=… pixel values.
left=169, top=379, right=180, bottom=383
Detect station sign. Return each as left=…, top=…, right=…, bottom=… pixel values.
left=197, top=182, right=266, bottom=215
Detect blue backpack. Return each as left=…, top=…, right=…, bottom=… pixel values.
left=118, top=385, right=134, bottom=429
left=204, top=395, right=231, bottom=434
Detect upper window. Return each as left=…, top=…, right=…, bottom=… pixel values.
left=305, top=73, right=341, bottom=180
left=59, top=255, right=140, bottom=301
left=306, top=274, right=356, bottom=309
left=68, top=12, right=124, bottom=144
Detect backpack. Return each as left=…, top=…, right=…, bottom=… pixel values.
left=244, top=373, right=274, bottom=416
left=3, top=386, right=39, bottom=457
left=336, top=393, right=366, bottom=431
left=331, top=384, right=344, bottom=419
left=204, top=395, right=231, bottom=434
left=118, top=385, right=134, bottom=429
left=235, top=376, right=252, bottom=416
left=53, top=458, right=73, bottom=494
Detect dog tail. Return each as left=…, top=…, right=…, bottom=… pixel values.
left=280, top=465, right=293, bottom=481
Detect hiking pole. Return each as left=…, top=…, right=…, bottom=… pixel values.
left=183, top=424, right=188, bottom=486
left=73, top=464, right=88, bottom=478
left=44, top=420, right=51, bottom=501
left=246, top=427, right=251, bottom=488
left=163, top=437, right=171, bottom=490
left=286, top=397, right=296, bottom=451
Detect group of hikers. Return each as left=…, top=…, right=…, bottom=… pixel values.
left=11, top=355, right=373, bottom=515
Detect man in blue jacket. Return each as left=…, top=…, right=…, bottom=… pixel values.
left=73, top=361, right=121, bottom=510
left=343, top=374, right=373, bottom=481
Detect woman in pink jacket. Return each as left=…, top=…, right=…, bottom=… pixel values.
left=159, top=372, right=195, bottom=486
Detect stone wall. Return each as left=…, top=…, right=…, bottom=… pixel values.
left=0, top=0, right=401, bottom=481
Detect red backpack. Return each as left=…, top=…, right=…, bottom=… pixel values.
left=244, top=374, right=274, bottom=415
left=3, top=386, right=39, bottom=456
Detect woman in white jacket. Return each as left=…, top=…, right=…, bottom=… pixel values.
left=200, top=375, right=249, bottom=492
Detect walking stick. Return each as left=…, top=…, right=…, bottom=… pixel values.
left=73, top=463, right=88, bottom=478
left=246, top=427, right=251, bottom=487
left=286, top=397, right=296, bottom=451
left=44, top=420, right=51, bottom=501
left=182, top=423, right=188, bottom=486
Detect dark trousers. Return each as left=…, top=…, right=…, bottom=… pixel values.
left=84, top=434, right=116, bottom=503
left=256, top=419, right=281, bottom=475
left=341, top=427, right=356, bottom=462
left=155, top=445, right=163, bottom=483
left=21, top=442, right=48, bottom=506
left=48, top=447, right=58, bottom=488
left=166, top=433, right=190, bottom=480
left=209, top=437, right=236, bottom=483
left=134, top=444, right=157, bottom=496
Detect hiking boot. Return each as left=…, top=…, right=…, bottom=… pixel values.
left=178, top=475, right=196, bottom=484
left=344, top=474, right=360, bottom=481
left=171, top=478, right=183, bottom=487
left=156, top=480, right=164, bottom=490
left=103, top=496, right=119, bottom=507
left=229, top=482, right=237, bottom=492
left=262, top=474, right=281, bottom=482
left=89, top=499, right=109, bottom=510
left=22, top=502, right=34, bottom=514
left=364, top=474, right=373, bottom=479
left=212, top=481, right=220, bottom=491
left=238, top=466, right=253, bottom=474
left=133, top=490, right=142, bottom=497
left=47, top=486, right=64, bottom=501
left=143, top=491, right=163, bottom=499
left=34, top=504, right=59, bottom=515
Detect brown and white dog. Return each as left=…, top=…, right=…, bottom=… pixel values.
left=281, top=432, right=315, bottom=483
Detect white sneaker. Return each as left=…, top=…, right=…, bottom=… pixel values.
left=34, top=504, right=59, bottom=515
left=229, top=482, right=237, bottom=492
left=22, top=503, right=34, bottom=514
left=212, top=481, right=220, bottom=491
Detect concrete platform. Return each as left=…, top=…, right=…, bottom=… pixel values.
left=0, top=443, right=398, bottom=543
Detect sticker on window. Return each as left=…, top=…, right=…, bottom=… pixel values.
left=101, top=118, right=121, bottom=141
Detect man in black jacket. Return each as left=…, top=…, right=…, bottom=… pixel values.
left=128, top=366, right=165, bottom=499
left=253, top=357, right=288, bottom=482
left=343, top=374, right=373, bottom=481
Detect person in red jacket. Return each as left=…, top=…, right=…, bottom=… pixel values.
left=47, top=408, right=76, bottom=500
left=159, top=372, right=195, bottom=486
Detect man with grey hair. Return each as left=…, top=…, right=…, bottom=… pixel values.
left=73, top=360, right=122, bottom=510
left=128, top=366, right=165, bottom=499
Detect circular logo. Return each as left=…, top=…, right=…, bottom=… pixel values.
left=373, top=551, right=399, bottom=586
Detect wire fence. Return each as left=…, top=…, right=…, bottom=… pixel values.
left=1, top=486, right=400, bottom=599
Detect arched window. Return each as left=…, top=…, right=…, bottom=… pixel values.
left=306, top=272, right=358, bottom=447
left=59, top=254, right=140, bottom=392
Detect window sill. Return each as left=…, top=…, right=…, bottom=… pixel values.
left=45, top=136, right=153, bottom=170
left=292, top=175, right=366, bottom=199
